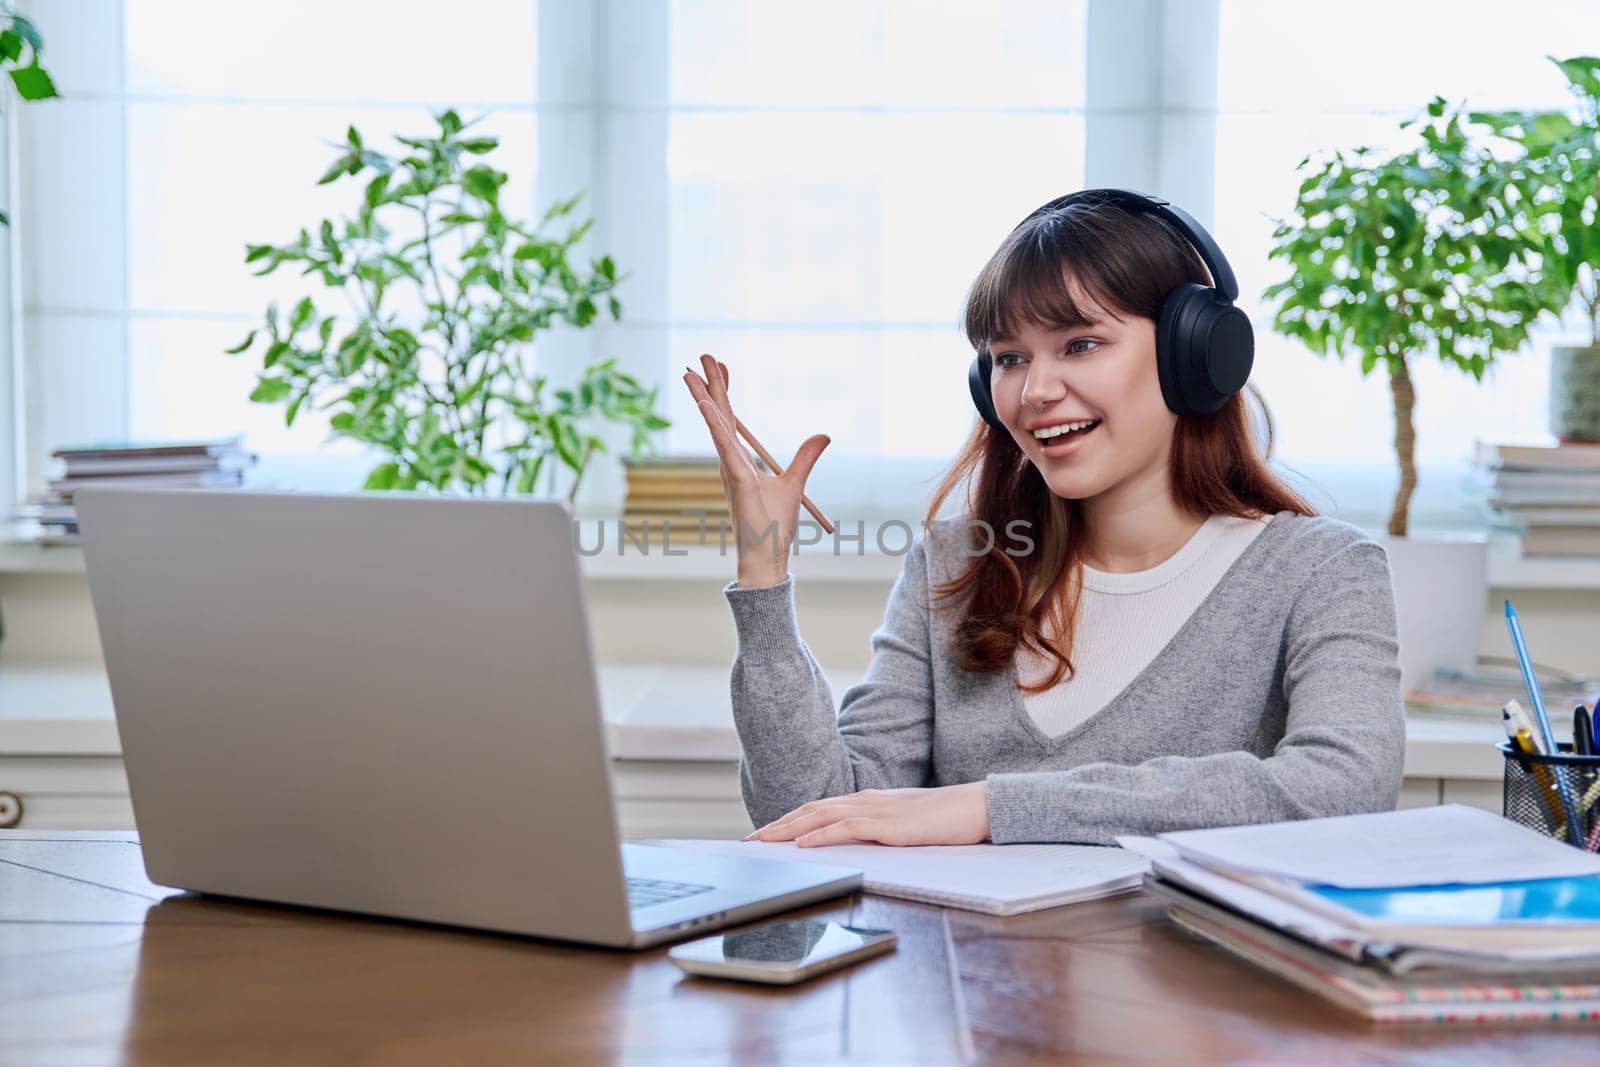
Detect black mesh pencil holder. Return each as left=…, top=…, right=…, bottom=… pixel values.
left=1499, top=741, right=1600, bottom=852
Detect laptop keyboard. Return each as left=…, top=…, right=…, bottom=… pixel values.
left=627, top=876, right=716, bottom=910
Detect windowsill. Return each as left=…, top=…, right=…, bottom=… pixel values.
left=5, top=519, right=1600, bottom=589
left=0, top=660, right=1516, bottom=780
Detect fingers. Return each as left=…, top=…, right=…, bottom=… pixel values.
left=699, top=353, right=736, bottom=423
left=682, top=369, right=753, bottom=480
left=717, top=361, right=767, bottom=468
left=744, top=796, right=862, bottom=840
left=746, top=805, right=850, bottom=842
left=783, top=433, right=831, bottom=488
left=687, top=356, right=765, bottom=471
left=796, top=817, right=881, bottom=847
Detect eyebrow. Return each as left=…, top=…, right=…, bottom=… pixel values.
left=991, top=319, right=1104, bottom=345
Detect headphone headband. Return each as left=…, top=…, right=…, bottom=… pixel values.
left=1018, top=188, right=1239, bottom=302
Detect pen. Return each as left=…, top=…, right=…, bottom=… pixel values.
left=1505, top=600, right=1585, bottom=846
left=1512, top=726, right=1569, bottom=841
left=1503, top=698, right=1543, bottom=754
left=1578, top=706, right=1594, bottom=758
left=1505, top=602, right=1556, bottom=751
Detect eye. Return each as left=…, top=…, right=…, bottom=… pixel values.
left=1065, top=338, right=1098, bottom=355
left=993, top=352, right=1025, bottom=368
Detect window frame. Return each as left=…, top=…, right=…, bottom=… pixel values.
left=0, top=0, right=1539, bottom=535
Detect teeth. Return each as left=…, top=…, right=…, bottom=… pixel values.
left=1033, top=420, right=1098, bottom=440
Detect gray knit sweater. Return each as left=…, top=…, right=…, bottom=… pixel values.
left=720, top=512, right=1406, bottom=845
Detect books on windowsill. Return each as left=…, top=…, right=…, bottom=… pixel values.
left=621, top=453, right=765, bottom=547
left=1404, top=660, right=1595, bottom=719
left=1474, top=439, right=1600, bottom=558
left=11, top=437, right=256, bottom=543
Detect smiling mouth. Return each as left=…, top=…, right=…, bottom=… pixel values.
left=1033, top=420, right=1101, bottom=450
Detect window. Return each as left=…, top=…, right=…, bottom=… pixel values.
left=17, top=0, right=539, bottom=496
left=1213, top=0, right=1600, bottom=530
left=662, top=0, right=1088, bottom=518
left=13, top=0, right=1087, bottom=518
left=11, top=1, right=1582, bottom=531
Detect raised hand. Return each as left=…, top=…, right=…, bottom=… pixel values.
left=682, top=353, right=830, bottom=588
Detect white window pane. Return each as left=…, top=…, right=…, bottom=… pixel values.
left=661, top=1, right=1088, bottom=510
left=126, top=0, right=538, bottom=103
left=665, top=111, right=1088, bottom=326
left=663, top=327, right=978, bottom=517
left=128, top=318, right=367, bottom=455
left=1218, top=0, right=1600, bottom=112
left=663, top=326, right=977, bottom=458
left=671, top=0, right=1086, bottom=109
left=127, top=103, right=538, bottom=315
left=669, top=112, right=1085, bottom=324
left=24, top=314, right=129, bottom=491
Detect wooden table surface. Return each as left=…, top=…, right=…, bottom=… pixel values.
left=3, top=831, right=1597, bottom=1066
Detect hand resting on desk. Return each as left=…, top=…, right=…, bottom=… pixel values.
left=743, top=781, right=992, bottom=847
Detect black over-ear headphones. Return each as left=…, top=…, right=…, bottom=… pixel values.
left=966, top=188, right=1254, bottom=433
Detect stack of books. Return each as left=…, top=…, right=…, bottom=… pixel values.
left=621, top=454, right=755, bottom=546
left=1404, top=660, right=1595, bottom=718
left=1475, top=440, right=1600, bottom=558
left=1123, top=806, right=1600, bottom=1024
left=21, top=437, right=254, bottom=543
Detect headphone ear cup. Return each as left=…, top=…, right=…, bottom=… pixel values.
left=1156, top=284, right=1254, bottom=417
left=1202, top=303, right=1254, bottom=403
left=1155, top=284, right=1207, bottom=417
left=968, top=356, right=1008, bottom=433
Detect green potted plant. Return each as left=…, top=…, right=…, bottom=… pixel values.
left=1472, top=56, right=1600, bottom=443
left=227, top=111, right=670, bottom=505
left=1262, top=97, right=1557, bottom=688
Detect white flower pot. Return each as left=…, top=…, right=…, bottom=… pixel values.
left=1379, top=535, right=1489, bottom=693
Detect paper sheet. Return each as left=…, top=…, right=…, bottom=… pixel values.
left=650, top=838, right=1148, bottom=912
left=1118, top=836, right=1363, bottom=949
left=1157, top=805, right=1600, bottom=889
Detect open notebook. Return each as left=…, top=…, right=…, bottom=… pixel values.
left=650, top=839, right=1149, bottom=916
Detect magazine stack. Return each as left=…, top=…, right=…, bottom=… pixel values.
left=1475, top=440, right=1600, bottom=558
left=21, top=437, right=254, bottom=543
left=1123, top=806, right=1600, bottom=1024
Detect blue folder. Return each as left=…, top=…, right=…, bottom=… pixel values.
left=1312, top=875, right=1600, bottom=926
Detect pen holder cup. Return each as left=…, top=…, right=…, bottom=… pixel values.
left=1499, top=741, right=1600, bottom=852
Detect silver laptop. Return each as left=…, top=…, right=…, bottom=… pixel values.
left=74, top=487, right=859, bottom=948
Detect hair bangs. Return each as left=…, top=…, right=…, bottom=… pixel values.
left=963, top=218, right=1127, bottom=356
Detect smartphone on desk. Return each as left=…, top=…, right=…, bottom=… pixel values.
left=668, top=918, right=896, bottom=985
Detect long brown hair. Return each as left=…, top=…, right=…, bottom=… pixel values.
left=924, top=196, right=1314, bottom=692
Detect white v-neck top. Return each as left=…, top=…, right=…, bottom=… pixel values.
left=1016, top=513, right=1273, bottom=739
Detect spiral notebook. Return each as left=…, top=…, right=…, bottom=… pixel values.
left=650, top=839, right=1149, bottom=916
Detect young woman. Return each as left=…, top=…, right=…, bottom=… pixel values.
left=681, top=189, right=1405, bottom=848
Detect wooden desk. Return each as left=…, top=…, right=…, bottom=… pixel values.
left=2, top=832, right=1592, bottom=1066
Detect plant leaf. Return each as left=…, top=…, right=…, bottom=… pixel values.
left=10, top=59, right=58, bottom=101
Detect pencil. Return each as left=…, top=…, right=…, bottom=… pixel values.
left=690, top=362, right=835, bottom=535
left=732, top=418, right=835, bottom=535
